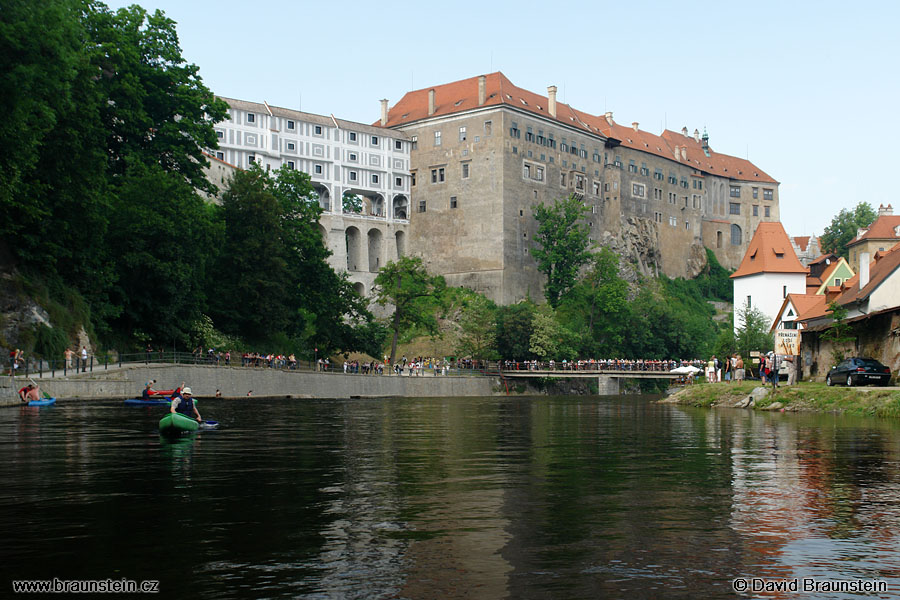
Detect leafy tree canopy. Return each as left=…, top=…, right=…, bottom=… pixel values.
left=819, top=202, right=877, bottom=259
left=531, top=194, right=592, bottom=307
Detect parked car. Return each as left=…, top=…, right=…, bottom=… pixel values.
left=826, top=358, right=892, bottom=387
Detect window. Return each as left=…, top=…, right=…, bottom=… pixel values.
left=418, top=200, right=426, bottom=213
left=509, top=122, right=520, bottom=138
left=692, top=194, right=700, bottom=209
left=560, top=172, right=567, bottom=187
left=349, top=152, right=357, bottom=162
left=287, top=120, right=295, bottom=130
left=747, top=295, right=751, bottom=307
left=681, top=177, right=689, bottom=188
left=763, top=188, right=774, bottom=201
left=216, top=130, right=224, bottom=139
left=287, top=142, right=295, bottom=150
left=654, top=212, right=663, bottom=223
left=753, top=205, right=759, bottom=216
left=434, top=131, right=441, bottom=146
left=535, top=167, right=544, bottom=181
left=247, top=113, right=255, bottom=123
left=717, top=231, right=723, bottom=248
left=731, top=224, right=742, bottom=245
left=461, top=163, right=469, bottom=178
left=632, top=183, right=645, bottom=198
left=450, top=196, right=458, bottom=209
left=834, top=278, right=842, bottom=286
left=628, top=160, right=637, bottom=173
left=654, top=188, right=662, bottom=200
left=349, top=171, right=357, bottom=181
left=685, top=220, right=691, bottom=230
left=669, top=192, right=676, bottom=204
left=484, top=120, right=492, bottom=136
left=286, top=160, right=295, bottom=170
left=752, top=187, right=758, bottom=199
left=730, top=185, right=741, bottom=198
left=395, top=177, right=403, bottom=187
left=315, top=164, right=323, bottom=175
left=729, top=202, right=741, bottom=215
left=349, top=132, right=357, bottom=142
left=640, top=163, right=649, bottom=176
left=314, top=125, right=323, bottom=135
left=371, top=136, right=379, bottom=145
left=669, top=216, right=677, bottom=227
left=523, top=164, right=530, bottom=179
left=593, top=182, right=601, bottom=195
left=372, top=174, right=379, bottom=184
left=395, top=140, right=402, bottom=150
left=248, top=154, right=256, bottom=164
left=764, top=206, right=771, bottom=217
left=411, top=172, right=416, bottom=186
left=215, top=151, right=224, bottom=160
left=783, top=285, right=787, bottom=298
left=411, top=135, right=417, bottom=150
left=512, top=146, right=517, bottom=154
left=431, top=169, right=437, bottom=183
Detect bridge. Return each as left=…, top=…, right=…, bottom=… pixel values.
left=498, top=369, right=683, bottom=394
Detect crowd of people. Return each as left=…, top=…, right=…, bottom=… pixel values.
left=500, top=359, right=706, bottom=372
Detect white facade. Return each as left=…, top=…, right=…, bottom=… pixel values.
left=733, top=273, right=807, bottom=332
left=213, top=98, right=412, bottom=296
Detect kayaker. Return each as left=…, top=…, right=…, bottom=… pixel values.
left=170, top=387, right=201, bottom=422
left=141, top=380, right=157, bottom=400
left=18, top=384, right=41, bottom=403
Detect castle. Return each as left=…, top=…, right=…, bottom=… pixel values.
left=212, top=73, right=781, bottom=304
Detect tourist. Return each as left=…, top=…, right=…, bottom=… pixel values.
left=170, top=387, right=201, bottom=422
left=80, top=346, right=88, bottom=372
left=215, top=389, right=222, bottom=398
left=142, top=380, right=157, bottom=400
left=735, top=355, right=745, bottom=382
left=724, top=356, right=732, bottom=383
left=64, top=347, right=74, bottom=369
left=18, top=383, right=41, bottom=403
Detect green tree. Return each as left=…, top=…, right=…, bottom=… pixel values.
left=373, top=256, right=446, bottom=365
left=529, top=304, right=578, bottom=360
left=531, top=194, right=592, bottom=307
left=734, top=304, right=773, bottom=360
left=557, top=247, right=629, bottom=356
left=819, top=202, right=877, bottom=259
left=452, top=290, right=498, bottom=360
left=821, top=301, right=854, bottom=365
left=495, top=300, right=537, bottom=360
left=342, top=192, right=363, bottom=214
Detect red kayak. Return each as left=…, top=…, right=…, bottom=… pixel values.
left=148, top=389, right=176, bottom=396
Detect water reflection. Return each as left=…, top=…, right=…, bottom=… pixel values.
left=2, top=397, right=900, bottom=598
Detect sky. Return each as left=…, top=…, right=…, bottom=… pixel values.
left=106, top=0, right=900, bottom=237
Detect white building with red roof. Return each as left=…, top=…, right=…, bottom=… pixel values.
left=731, top=222, right=808, bottom=332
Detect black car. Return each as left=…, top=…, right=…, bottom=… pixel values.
left=826, top=357, right=892, bottom=387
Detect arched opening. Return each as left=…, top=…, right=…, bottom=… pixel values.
left=395, top=230, right=406, bottom=258
left=353, top=282, right=365, bottom=296
left=393, top=195, right=409, bottom=220
left=317, top=224, right=327, bottom=242
left=313, top=184, right=331, bottom=212
left=731, top=224, right=742, bottom=246
left=716, top=230, right=723, bottom=248
left=370, top=194, right=384, bottom=217
left=368, top=228, right=383, bottom=272
left=345, top=226, right=361, bottom=271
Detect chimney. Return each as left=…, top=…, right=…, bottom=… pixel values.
left=380, top=99, right=388, bottom=126
left=860, top=252, right=870, bottom=289
left=674, top=145, right=681, bottom=160
left=631, top=122, right=639, bottom=131
left=428, top=89, right=435, bottom=116
left=604, top=111, right=614, bottom=125
left=693, top=129, right=700, bottom=142
left=681, top=147, right=687, bottom=161
left=878, top=203, right=894, bottom=216
left=681, top=126, right=689, bottom=137
left=478, top=76, right=486, bottom=106
left=547, top=85, right=557, bottom=117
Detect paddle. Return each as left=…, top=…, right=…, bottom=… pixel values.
left=29, top=378, right=52, bottom=399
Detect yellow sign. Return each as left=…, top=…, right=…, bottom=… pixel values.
left=775, top=329, right=801, bottom=355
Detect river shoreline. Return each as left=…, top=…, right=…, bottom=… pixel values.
left=662, top=380, right=900, bottom=417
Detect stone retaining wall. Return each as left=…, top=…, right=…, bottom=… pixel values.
left=0, top=364, right=495, bottom=405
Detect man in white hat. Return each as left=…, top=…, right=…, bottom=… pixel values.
left=169, top=386, right=201, bottom=422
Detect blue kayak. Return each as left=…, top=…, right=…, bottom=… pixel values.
left=124, top=398, right=171, bottom=406
left=28, top=397, right=56, bottom=407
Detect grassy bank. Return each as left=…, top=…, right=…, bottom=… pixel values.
left=668, top=381, right=900, bottom=418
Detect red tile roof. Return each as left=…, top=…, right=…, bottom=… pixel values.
left=381, top=72, right=776, bottom=184
left=837, top=241, right=900, bottom=304
left=771, top=294, right=827, bottom=331
left=731, top=222, right=808, bottom=278
left=847, top=215, right=900, bottom=246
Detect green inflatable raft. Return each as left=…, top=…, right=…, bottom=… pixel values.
left=159, top=412, right=200, bottom=436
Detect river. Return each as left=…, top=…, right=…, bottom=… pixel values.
left=2, top=396, right=899, bottom=599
